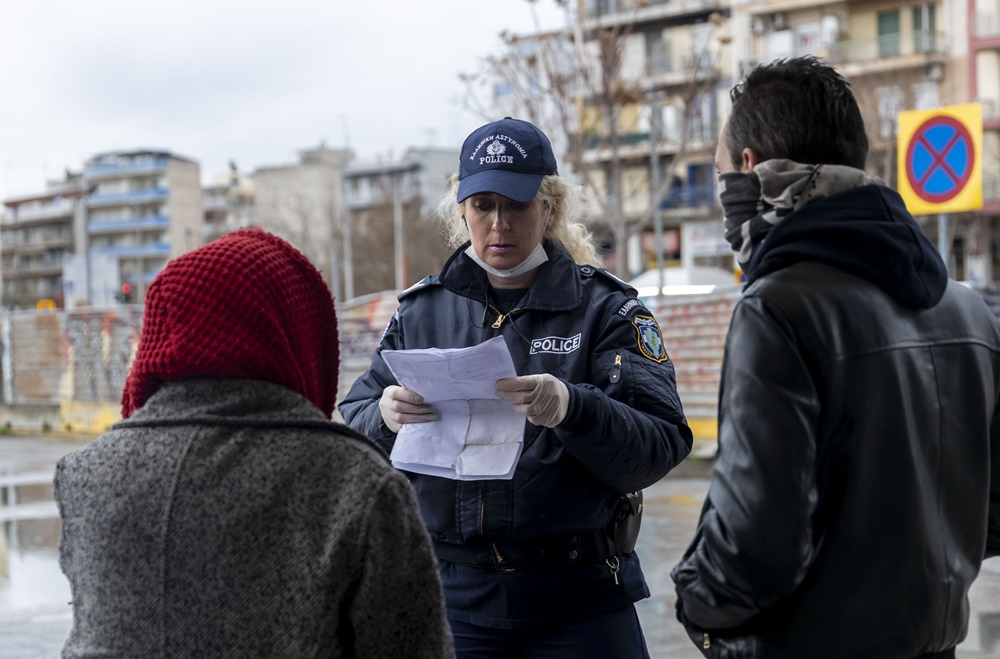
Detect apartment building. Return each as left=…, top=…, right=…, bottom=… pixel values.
left=968, top=0, right=1000, bottom=284
left=1, top=174, right=86, bottom=309
left=493, top=0, right=734, bottom=279
left=490, top=0, right=1000, bottom=288
left=203, top=167, right=256, bottom=244
left=82, top=150, right=203, bottom=304
left=341, top=148, right=457, bottom=300
left=252, top=145, right=351, bottom=292
left=729, top=0, right=1000, bottom=286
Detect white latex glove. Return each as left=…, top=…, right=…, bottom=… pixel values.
left=379, top=385, right=437, bottom=433
left=495, top=374, right=569, bottom=428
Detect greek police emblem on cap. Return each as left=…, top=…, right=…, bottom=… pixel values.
left=632, top=315, right=668, bottom=363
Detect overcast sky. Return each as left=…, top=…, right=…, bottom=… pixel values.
left=0, top=0, right=565, bottom=200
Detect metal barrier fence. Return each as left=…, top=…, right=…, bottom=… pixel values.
left=335, top=289, right=739, bottom=440
left=0, top=306, right=142, bottom=432
left=1, top=290, right=738, bottom=438
left=1, top=306, right=141, bottom=406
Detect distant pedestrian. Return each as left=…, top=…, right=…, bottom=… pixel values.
left=340, top=117, right=692, bottom=657
left=672, top=55, right=1000, bottom=658
left=55, top=229, right=453, bottom=658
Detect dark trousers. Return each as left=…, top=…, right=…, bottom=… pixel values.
left=449, top=605, right=650, bottom=659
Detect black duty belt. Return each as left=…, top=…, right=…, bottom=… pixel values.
left=433, top=531, right=612, bottom=572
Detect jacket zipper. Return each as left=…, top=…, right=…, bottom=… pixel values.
left=491, top=541, right=506, bottom=567
left=480, top=486, right=507, bottom=567
left=703, top=632, right=711, bottom=649
left=484, top=302, right=515, bottom=570
left=490, top=305, right=521, bottom=329
left=610, top=353, right=622, bottom=383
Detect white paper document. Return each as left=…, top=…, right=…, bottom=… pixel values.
left=381, top=336, right=525, bottom=480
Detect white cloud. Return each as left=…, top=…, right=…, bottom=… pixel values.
left=0, top=0, right=566, bottom=199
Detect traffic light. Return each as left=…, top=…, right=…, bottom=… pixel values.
left=115, top=283, right=133, bottom=304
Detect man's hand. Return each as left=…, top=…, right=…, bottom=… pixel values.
left=495, top=374, right=569, bottom=428
left=379, top=385, right=437, bottom=433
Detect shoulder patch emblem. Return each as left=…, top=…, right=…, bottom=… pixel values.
left=632, top=315, right=668, bottom=363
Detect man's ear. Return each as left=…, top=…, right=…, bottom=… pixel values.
left=741, top=148, right=762, bottom=173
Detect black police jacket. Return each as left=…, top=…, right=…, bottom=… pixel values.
left=672, top=185, right=1000, bottom=658
left=340, top=240, right=692, bottom=628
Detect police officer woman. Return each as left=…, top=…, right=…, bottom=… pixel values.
left=339, top=118, right=692, bottom=658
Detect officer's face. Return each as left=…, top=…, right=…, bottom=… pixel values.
left=463, top=192, right=548, bottom=281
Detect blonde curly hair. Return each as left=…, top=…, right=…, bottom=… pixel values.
left=437, top=175, right=601, bottom=267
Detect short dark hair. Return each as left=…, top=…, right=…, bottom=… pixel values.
left=725, top=56, right=869, bottom=170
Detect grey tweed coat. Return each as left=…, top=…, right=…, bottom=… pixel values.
left=55, top=378, right=454, bottom=658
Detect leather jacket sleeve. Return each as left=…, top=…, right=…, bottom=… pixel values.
left=672, top=295, right=820, bottom=630
left=557, top=301, right=692, bottom=493
left=989, top=400, right=1000, bottom=558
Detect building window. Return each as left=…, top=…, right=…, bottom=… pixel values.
left=877, top=9, right=901, bottom=58
left=911, top=81, right=940, bottom=110
left=796, top=23, right=820, bottom=55
left=913, top=4, right=936, bottom=53
left=876, top=85, right=904, bottom=139
left=645, top=31, right=670, bottom=75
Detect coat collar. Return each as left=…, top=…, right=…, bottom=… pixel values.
left=118, top=378, right=331, bottom=427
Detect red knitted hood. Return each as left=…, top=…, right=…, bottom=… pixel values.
left=121, top=229, right=338, bottom=418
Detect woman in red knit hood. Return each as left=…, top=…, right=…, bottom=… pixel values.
left=121, top=228, right=338, bottom=417
left=55, top=229, right=454, bottom=658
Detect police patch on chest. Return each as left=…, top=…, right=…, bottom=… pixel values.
left=632, top=315, right=668, bottom=363
left=530, top=333, right=582, bottom=355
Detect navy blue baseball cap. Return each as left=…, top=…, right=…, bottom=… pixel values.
left=457, top=117, right=558, bottom=203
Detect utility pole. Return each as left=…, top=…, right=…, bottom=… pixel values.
left=340, top=170, right=354, bottom=301
left=649, top=98, right=665, bottom=298
left=938, top=213, right=950, bottom=275
left=393, top=172, right=405, bottom=291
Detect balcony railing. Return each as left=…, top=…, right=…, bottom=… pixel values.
left=88, top=214, right=169, bottom=234
left=583, top=131, right=653, bottom=149
left=90, top=242, right=171, bottom=258
left=0, top=237, right=72, bottom=255
left=974, top=11, right=1000, bottom=38
left=4, top=200, right=77, bottom=223
left=2, top=264, right=63, bottom=279
left=583, top=0, right=724, bottom=24
left=645, top=51, right=716, bottom=77
left=84, top=156, right=168, bottom=180
left=88, top=188, right=168, bottom=208
left=661, top=184, right=716, bottom=210
left=825, top=31, right=946, bottom=65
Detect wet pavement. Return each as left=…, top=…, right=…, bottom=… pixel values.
left=1, top=436, right=998, bottom=658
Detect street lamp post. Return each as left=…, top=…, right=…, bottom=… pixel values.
left=649, top=98, right=665, bottom=298
left=393, top=173, right=405, bottom=291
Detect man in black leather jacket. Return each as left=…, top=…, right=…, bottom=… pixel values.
left=672, top=56, right=1000, bottom=659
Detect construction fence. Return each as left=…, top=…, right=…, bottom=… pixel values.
left=1, top=290, right=739, bottom=439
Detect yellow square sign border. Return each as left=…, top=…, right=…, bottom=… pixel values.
left=896, top=103, right=983, bottom=215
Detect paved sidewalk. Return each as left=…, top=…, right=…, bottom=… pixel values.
left=2, top=439, right=998, bottom=658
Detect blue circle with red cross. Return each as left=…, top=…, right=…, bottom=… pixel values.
left=905, top=115, right=974, bottom=204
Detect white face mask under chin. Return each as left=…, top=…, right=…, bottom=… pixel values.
left=464, top=242, right=549, bottom=279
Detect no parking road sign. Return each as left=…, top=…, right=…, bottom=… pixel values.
left=897, top=103, right=982, bottom=215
